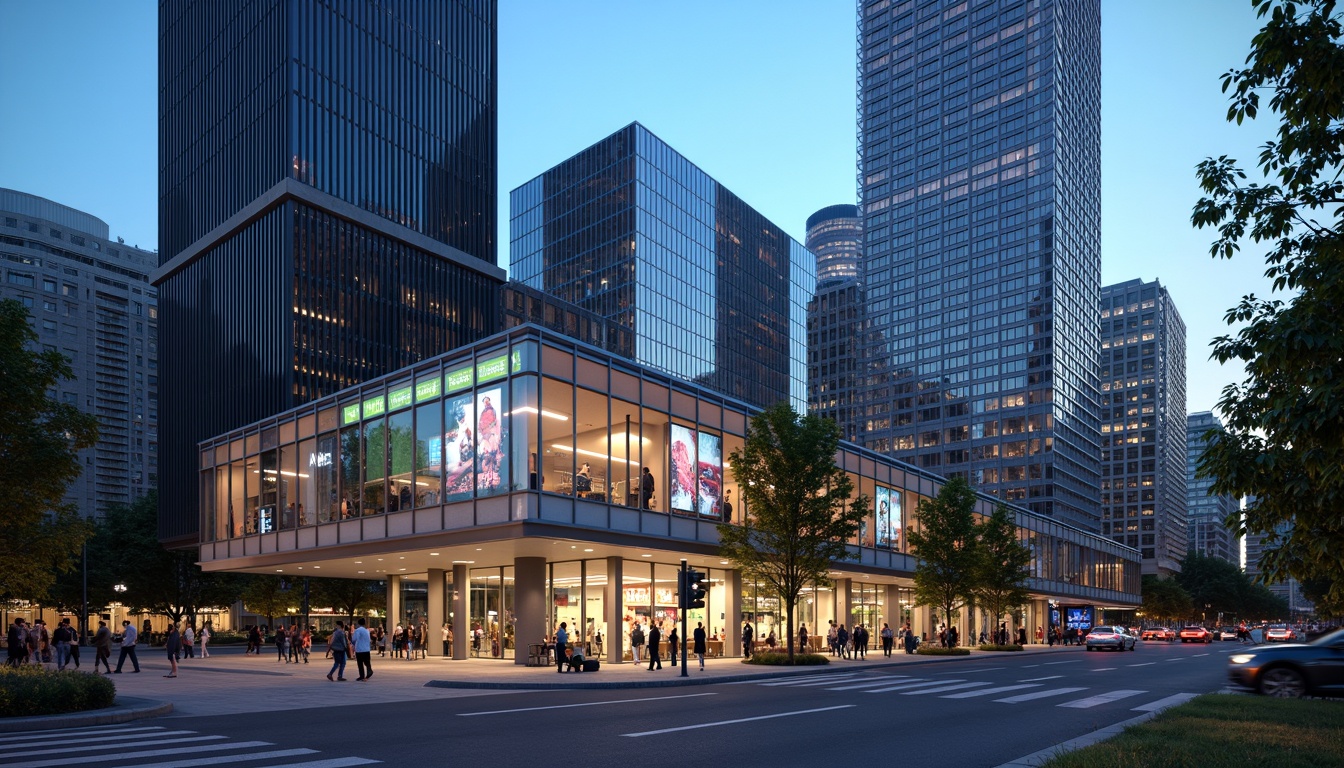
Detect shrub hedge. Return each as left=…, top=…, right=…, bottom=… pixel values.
left=0, top=666, right=116, bottom=718
left=742, top=653, right=830, bottom=666
left=916, top=646, right=972, bottom=656
left=977, top=644, right=1025, bottom=652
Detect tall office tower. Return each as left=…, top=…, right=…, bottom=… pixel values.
left=155, top=0, right=504, bottom=545
left=2, top=189, right=158, bottom=516
left=1186, top=411, right=1240, bottom=565
left=806, top=204, right=867, bottom=442
left=510, top=122, right=815, bottom=412
left=1243, top=517, right=1315, bottom=615
left=856, top=0, right=1103, bottom=528
left=1098, top=279, right=1187, bottom=576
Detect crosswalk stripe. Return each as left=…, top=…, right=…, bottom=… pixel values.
left=0, top=727, right=167, bottom=744
left=940, top=683, right=1042, bottom=699
left=866, top=678, right=966, bottom=694
left=824, top=677, right=922, bottom=691
left=758, top=674, right=860, bottom=687
left=259, top=759, right=381, bottom=768
left=1092, top=667, right=1117, bottom=671
left=1019, top=675, right=1063, bottom=682
left=0, top=731, right=196, bottom=749
left=1131, top=692, right=1199, bottom=712
left=900, top=681, right=992, bottom=696
left=995, top=686, right=1089, bottom=703
left=784, top=676, right=881, bottom=688
left=130, top=749, right=320, bottom=768
left=15, top=736, right=226, bottom=759
left=1057, top=689, right=1147, bottom=709
left=14, top=740, right=274, bottom=768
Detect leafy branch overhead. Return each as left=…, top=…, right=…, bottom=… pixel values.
left=1191, top=0, right=1344, bottom=613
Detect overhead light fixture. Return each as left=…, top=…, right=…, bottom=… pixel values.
left=452, top=560, right=475, bottom=564
left=253, top=469, right=311, bottom=478
left=312, top=566, right=320, bottom=569
left=550, top=444, right=639, bottom=465
left=430, top=552, right=440, bottom=556
left=641, top=554, right=652, bottom=558
left=512, top=406, right=569, bottom=421
left=720, top=560, right=729, bottom=565
left=583, top=548, right=593, bottom=552
left=604, top=432, right=650, bottom=446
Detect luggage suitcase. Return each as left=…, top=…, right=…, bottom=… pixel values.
left=582, top=659, right=600, bottom=672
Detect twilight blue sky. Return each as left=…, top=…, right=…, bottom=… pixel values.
left=0, top=0, right=1278, bottom=417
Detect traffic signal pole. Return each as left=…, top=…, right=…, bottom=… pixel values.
left=680, top=559, right=689, bottom=678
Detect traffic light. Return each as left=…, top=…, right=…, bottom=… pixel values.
left=683, top=569, right=707, bottom=609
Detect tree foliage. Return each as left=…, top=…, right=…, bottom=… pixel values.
left=240, top=575, right=292, bottom=630
left=309, top=578, right=383, bottom=625
left=908, top=476, right=979, bottom=631
left=1140, top=575, right=1194, bottom=624
left=0, top=299, right=100, bottom=602
left=1191, top=0, right=1344, bottom=611
left=1174, top=552, right=1290, bottom=622
left=971, top=504, right=1033, bottom=630
left=718, top=403, right=868, bottom=663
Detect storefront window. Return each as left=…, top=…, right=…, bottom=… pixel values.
left=313, top=432, right=337, bottom=523
left=230, top=460, right=246, bottom=537
left=363, top=417, right=386, bottom=515
left=551, top=561, right=581, bottom=647
left=200, top=469, right=215, bottom=541
left=722, top=432, right=744, bottom=524
left=214, top=465, right=229, bottom=540
left=243, top=457, right=260, bottom=534
left=502, top=566, right=516, bottom=660
left=511, top=376, right=539, bottom=492
left=641, top=409, right=668, bottom=513
left=652, top=563, right=680, bottom=641
left=583, top=560, right=607, bottom=655
left=540, top=378, right=574, bottom=495
left=573, top=387, right=609, bottom=501
left=387, top=408, right=413, bottom=512
left=621, top=560, right=651, bottom=660
left=339, top=425, right=361, bottom=519
left=258, top=450, right=278, bottom=534
left=414, top=402, right=442, bottom=507
left=278, top=443, right=298, bottom=529
left=470, top=568, right=503, bottom=658
left=610, top=400, right=642, bottom=508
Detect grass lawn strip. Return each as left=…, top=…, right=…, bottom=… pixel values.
left=1041, top=694, right=1344, bottom=768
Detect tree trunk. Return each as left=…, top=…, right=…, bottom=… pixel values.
left=786, top=598, right=796, bottom=664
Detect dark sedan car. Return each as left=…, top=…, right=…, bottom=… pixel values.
left=1227, top=627, right=1344, bottom=697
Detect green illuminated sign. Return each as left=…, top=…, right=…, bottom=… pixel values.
left=362, top=395, right=386, bottom=419
left=388, top=386, right=413, bottom=411
left=477, top=353, right=509, bottom=383
left=446, top=365, right=473, bottom=392
left=342, top=403, right=361, bottom=425
left=512, top=348, right=522, bottom=373
left=415, top=377, right=441, bottom=402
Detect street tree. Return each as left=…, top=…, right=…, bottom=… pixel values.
left=241, top=575, right=292, bottom=631
left=0, top=299, right=100, bottom=602
left=1140, top=575, right=1194, bottom=625
left=310, top=578, right=383, bottom=626
left=971, top=504, right=1033, bottom=643
left=718, top=403, right=868, bottom=663
left=1191, top=0, right=1344, bottom=611
left=908, top=476, right=980, bottom=639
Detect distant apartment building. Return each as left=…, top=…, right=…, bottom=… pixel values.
left=806, top=204, right=866, bottom=442
left=857, top=0, right=1103, bottom=529
left=1, top=188, right=158, bottom=516
left=510, top=122, right=815, bottom=412
left=1099, top=279, right=1187, bottom=576
left=1186, top=411, right=1240, bottom=565
left=1243, top=506, right=1314, bottom=616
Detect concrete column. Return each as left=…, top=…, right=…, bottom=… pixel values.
left=427, top=568, right=446, bottom=657
left=605, top=557, right=623, bottom=665
left=835, top=578, right=852, bottom=633
left=724, top=569, right=742, bottom=657
left=452, top=564, right=469, bottom=660
left=385, top=575, right=402, bottom=639
left=514, top=557, right=547, bottom=666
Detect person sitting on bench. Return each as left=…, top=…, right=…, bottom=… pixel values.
left=567, top=645, right=586, bottom=672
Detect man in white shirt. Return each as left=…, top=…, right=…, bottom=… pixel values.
left=113, top=620, right=140, bottom=673
left=352, top=618, right=373, bottom=681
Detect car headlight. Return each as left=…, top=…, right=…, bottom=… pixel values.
left=1229, top=654, right=1256, bottom=665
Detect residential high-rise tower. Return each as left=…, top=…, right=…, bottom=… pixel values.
left=857, top=0, right=1102, bottom=528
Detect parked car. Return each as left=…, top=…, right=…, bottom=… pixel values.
left=1141, top=627, right=1175, bottom=642
left=1216, top=626, right=1240, bottom=641
left=1265, top=624, right=1298, bottom=643
left=1227, top=627, right=1344, bottom=697
left=1086, top=625, right=1137, bottom=652
left=1179, top=625, right=1213, bottom=643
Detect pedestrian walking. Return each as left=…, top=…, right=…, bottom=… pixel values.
left=880, top=623, right=894, bottom=657
left=352, top=618, right=373, bottom=681
left=554, top=622, right=570, bottom=673
left=164, top=623, right=180, bottom=677
left=742, top=621, right=754, bottom=659
left=668, top=626, right=678, bottom=667
left=67, top=622, right=81, bottom=669
left=693, top=622, right=707, bottom=671
left=799, top=623, right=809, bottom=653
left=182, top=624, right=195, bottom=659
left=855, top=624, right=868, bottom=659
left=630, top=622, right=644, bottom=664
left=52, top=618, right=74, bottom=670
left=646, top=624, right=662, bottom=670
left=836, top=624, right=849, bottom=659
left=327, top=621, right=349, bottom=681
left=288, top=625, right=302, bottom=663
left=113, top=620, right=140, bottom=673
left=827, top=620, right=838, bottom=656
left=903, top=624, right=917, bottom=654
left=6, top=618, right=27, bottom=667
left=93, top=620, right=112, bottom=673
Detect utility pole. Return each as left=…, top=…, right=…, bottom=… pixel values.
left=81, top=541, right=89, bottom=644
left=680, top=560, right=688, bottom=678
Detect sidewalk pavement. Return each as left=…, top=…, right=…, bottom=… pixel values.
left=4, top=643, right=1082, bottom=728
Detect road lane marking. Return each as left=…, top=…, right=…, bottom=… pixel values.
left=1019, top=675, right=1063, bottom=682
left=1021, top=664, right=1041, bottom=668
left=900, top=681, right=992, bottom=695
left=1, top=731, right=198, bottom=748
left=786, top=676, right=886, bottom=688
left=725, top=672, right=849, bottom=685
left=1193, top=653, right=1209, bottom=657
left=1092, top=668, right=1117, bottom=672
left=622, top=705, right=854, bottom=737
left=13, top=741, right=275, bottom=768
left=128, top=750, right=320, bottom=768
left=1127, top=662, right=1156, bottom=667
left=1132, top=692, right=1199, bottom=712
left=940, top=683, right=1042, bottom=699
left=457, top=692, right=717, bottom=717
left=1165, top=658, right=1182, bottom=662
left=937, top=667, right=1004, bottom=674
left=1043, top=660, right=1082, bottom=666
left=825, top=677, right=923, bottom=691
left=1057, top=690, right=1148, bottom=708
left=866, top=679, right=966, bottom=693
left=995, top=687, right=1089, bottom=703
left=14, top=736, right=227, bottom=758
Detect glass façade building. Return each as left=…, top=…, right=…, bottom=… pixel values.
left=194, top=324, right=1140, bottom=663
left=806, top=204, right=869, bottom=443
left=856, top=0, right=1103, bottom=531
left=154, top=0, right=503, bottom=545
left=1099, top=279, right=1187, bottom=577
left=1185, top=412, right=1239, bottom=566
left=509, top=123, right=813, bottom=413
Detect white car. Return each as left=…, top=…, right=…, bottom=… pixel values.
left=1085, top=625, right=1137, bottom=652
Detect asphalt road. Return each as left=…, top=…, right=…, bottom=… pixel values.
left=6, top=640, right=1246, bottom=768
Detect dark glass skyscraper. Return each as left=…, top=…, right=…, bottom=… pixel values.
left=510, top=123, right=814, bottom=411
left=806, top=204, right=867, bottom=442
left=857, top=0, right=1102, bottom=529
left=155, top=0, right=503, bottom=544
left=1186, top=411, right=1239, bottom=566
